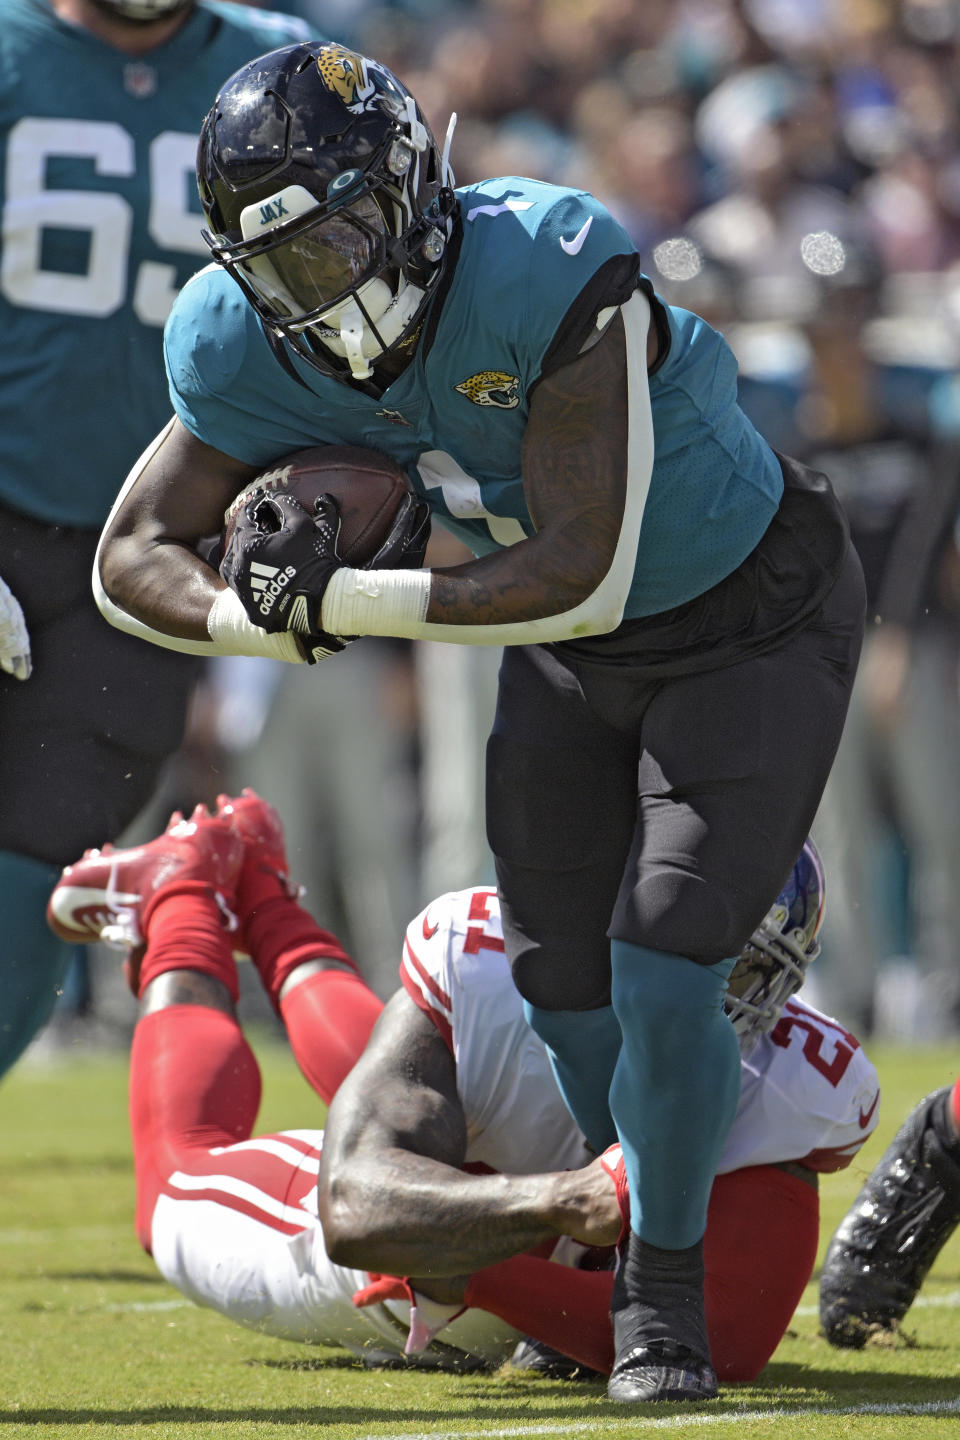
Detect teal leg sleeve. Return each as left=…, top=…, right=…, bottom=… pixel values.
left=0, top=851, right=77, bottom=1080
left=610, top=941, right=741, bottom=1250
left=523, top=1000, right=621, bottom=1153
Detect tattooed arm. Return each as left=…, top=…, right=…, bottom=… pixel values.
left=320, top=293, right=657, bottom=644
left=427, top=311, right=632, bottom=624
left=316, top=988, right=619, bottom=1278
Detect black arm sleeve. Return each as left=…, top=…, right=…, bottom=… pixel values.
left=534, top=256, right=670, bottom=386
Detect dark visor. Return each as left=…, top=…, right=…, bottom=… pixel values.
left=239, top=194, right=386, bottom=324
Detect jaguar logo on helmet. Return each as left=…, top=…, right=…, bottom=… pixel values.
left=316, top=45, right=377, bottom=111
left=454, top=371, right=521, bottom=409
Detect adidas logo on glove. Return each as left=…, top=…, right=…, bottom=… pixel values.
left=249, top=561, right=297, bottom=619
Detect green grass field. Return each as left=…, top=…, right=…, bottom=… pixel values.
left=2, top=1034, right=959, bottom=1440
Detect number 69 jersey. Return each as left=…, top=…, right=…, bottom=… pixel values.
left=0, top=0, right=319, bottom=527
left=400, top=887, right=881, bottom=1177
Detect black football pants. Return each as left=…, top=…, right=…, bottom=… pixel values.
left=487, top=544, right=866, bottom=1011
left=0, top=504, right=200, bottom=864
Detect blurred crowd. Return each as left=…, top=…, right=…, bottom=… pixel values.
left=49, top=0, right=960, bottom=1049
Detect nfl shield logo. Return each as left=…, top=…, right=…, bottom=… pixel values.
left=123, top=63, right=158, bottom=99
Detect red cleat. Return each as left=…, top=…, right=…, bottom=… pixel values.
left=46, top=805, right=246, bottom=953
left=214, top=789, right=303, bottom=935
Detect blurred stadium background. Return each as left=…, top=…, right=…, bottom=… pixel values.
left=32, top=0, right=960, bottom=1061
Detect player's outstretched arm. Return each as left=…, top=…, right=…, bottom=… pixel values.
left=317, top=988, right=619, bottom=1278
left=94, top=418, right=308, bottom=663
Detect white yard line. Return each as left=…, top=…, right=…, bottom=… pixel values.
left=103, top=1299, right=191, bottom=1312
left=357, top=1397, right=960, bottom=1440
left=0, top=1224, right=121, bottom=1244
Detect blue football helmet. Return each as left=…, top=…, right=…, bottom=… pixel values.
left=726, top=838, right=825, bottom=1049
left=197, top=41, right=456, bottom=383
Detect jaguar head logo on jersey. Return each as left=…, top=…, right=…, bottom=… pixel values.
left=454, top=371, right=521, bottom=410
left=316, top=46, right=376, bottom=111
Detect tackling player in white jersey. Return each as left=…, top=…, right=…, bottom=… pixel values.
left=321, top=861, right=880, bottom=1378
left=48, top=792, right=879, bottom=1376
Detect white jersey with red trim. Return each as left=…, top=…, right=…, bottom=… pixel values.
left=727, top=999, right=880, bottom=1174
left=402, top=886, right=595, bottom=1175
left=149, top=1127, right=524, bottom=1367
left=145, top=886, right=878, bottom=1369
left=400, top=887, right=880, bottom=1175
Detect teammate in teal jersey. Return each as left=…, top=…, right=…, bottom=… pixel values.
left=0, top=0, right=320, bottom=1082
left=94, top=41, right=866, bottom=1403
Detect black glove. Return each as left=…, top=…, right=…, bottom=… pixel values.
left=220, top=489, right=348, bottom=657
left=369, top=492, right=433, bottom=570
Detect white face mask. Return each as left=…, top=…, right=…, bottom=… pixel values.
left=238, top=183, right=423, bottom=381
left=311, top=275, right=425, bottom=379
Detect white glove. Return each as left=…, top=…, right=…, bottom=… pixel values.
left=0, top=573, right=32, bottom=680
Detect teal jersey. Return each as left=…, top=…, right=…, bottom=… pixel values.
left=0, top=0, right=321, bottom=527
left=165, top=176, right=784, bottom=617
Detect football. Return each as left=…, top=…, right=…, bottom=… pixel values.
left=222, top=444, right=414, bottom=567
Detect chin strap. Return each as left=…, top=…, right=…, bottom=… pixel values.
left=332, top=297, right=374, bottom=380
left=315, top=276, right=426, bottom=380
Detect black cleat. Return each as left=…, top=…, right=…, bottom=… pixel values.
left=608, top=1338, right=718, bottom=1403
left=608, top=1231, right=717, bottom=1403
left=820, top=1086, right=960, bottom=1348
left=510, top=1336, right=602, bottom=1381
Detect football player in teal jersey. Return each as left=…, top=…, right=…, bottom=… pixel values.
left=94, top=41, right=867, bottom=1403
left=0, top=0, right=321, bottom=1082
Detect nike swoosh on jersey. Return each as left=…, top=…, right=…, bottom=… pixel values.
left=858, top=1091, right=880, bottom=1129
left=560, top=216, right=593, bottom=256
left=422, top=911, right=439, bottom=940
